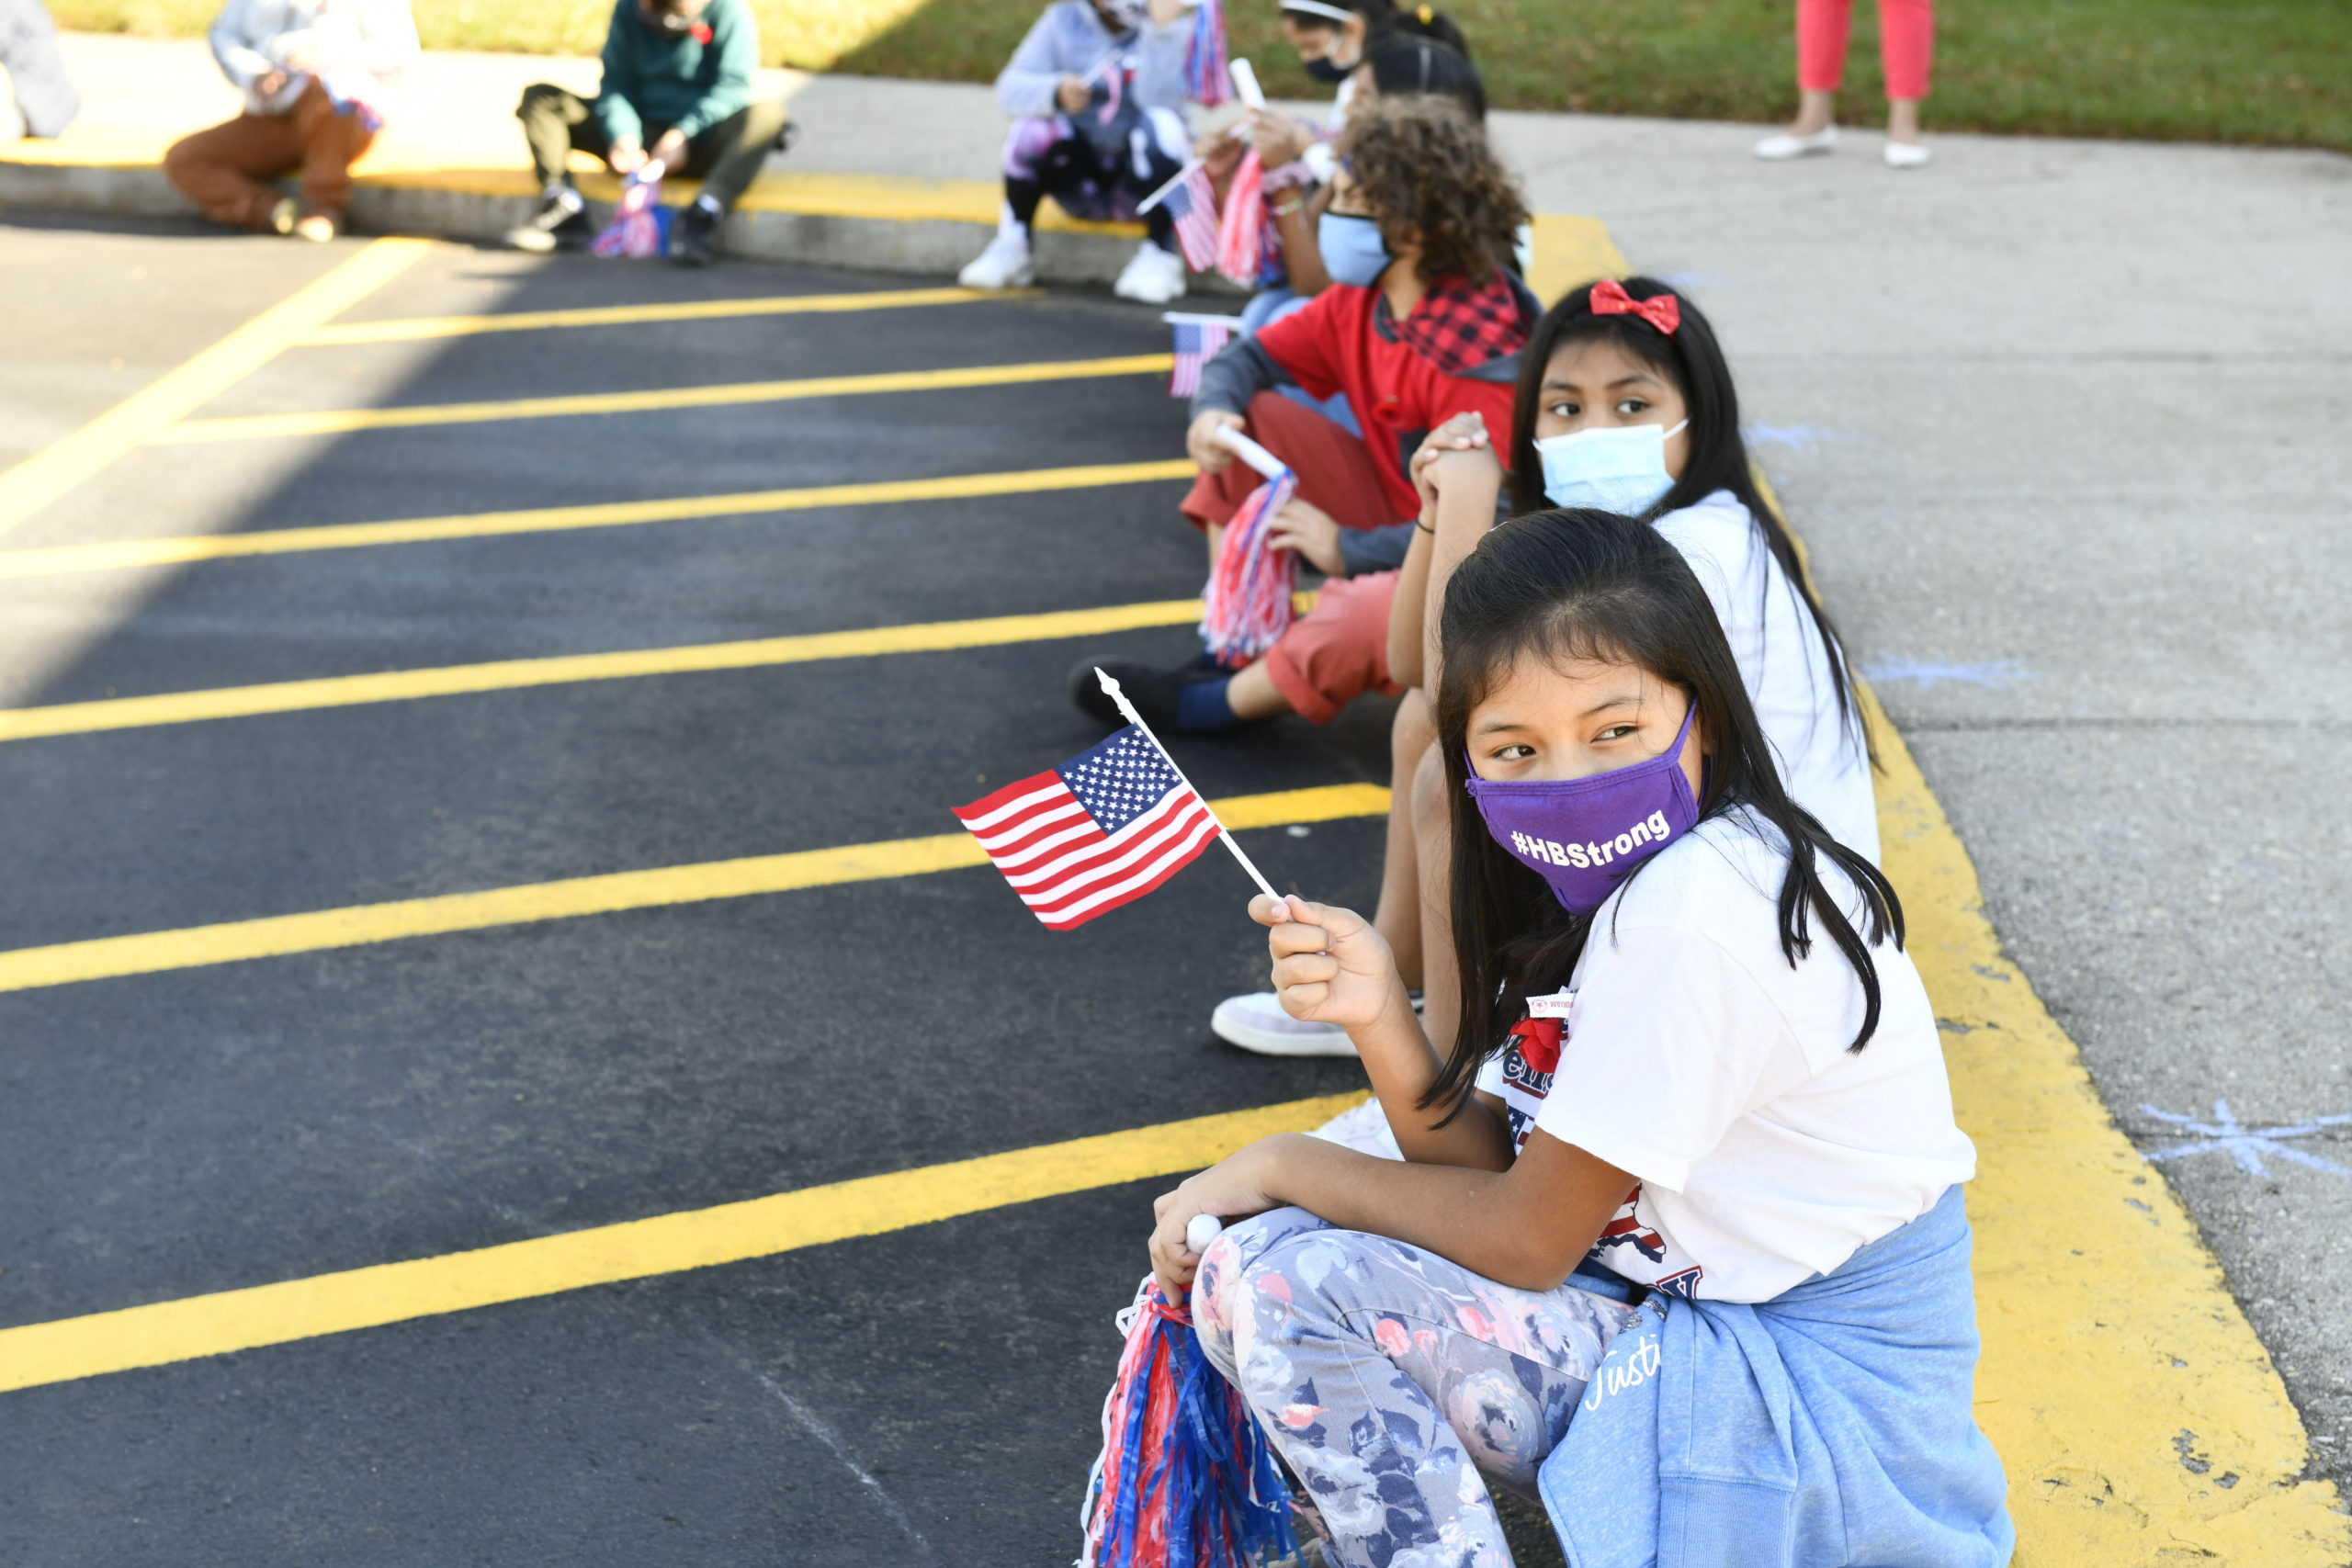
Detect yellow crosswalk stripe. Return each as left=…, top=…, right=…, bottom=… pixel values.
left=0, top=784, right=1390, bottom=994
left=154, top=355, right=1175, bottom=442
left=300, top=286, right=1027, bottom=345
left=0, top=1092, right=1367, bottom=1395
left=0, top=459, right=1197, bottom=580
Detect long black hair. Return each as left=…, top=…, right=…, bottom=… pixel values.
left=1508, top=276, right=1861, bottom=737
left=1421, top=509, right=1904, bottom=1120
left=1363, top=33, right=1486, bottom=120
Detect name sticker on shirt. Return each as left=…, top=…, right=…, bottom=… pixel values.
left=1527, top=988, right=1576, bottom=1019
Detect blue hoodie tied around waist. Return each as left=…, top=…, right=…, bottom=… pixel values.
left=1540, top=1184, right=2015, bottom=1567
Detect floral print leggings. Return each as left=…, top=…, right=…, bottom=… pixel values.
left=1193, top=1207, right=1638, bottom=1568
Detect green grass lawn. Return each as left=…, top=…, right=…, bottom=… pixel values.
left=55, top=0, right=2352, bottom=152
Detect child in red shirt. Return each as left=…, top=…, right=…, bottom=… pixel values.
left=1070, top=95, right=1533, bottom=732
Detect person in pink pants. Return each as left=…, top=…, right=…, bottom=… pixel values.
left=1754, top=0, right=1933, bottom=168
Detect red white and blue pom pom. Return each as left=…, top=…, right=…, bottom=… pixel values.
left=1079, top=1274, right=1296, bottom=1568
left=1200, top=429, right=1298, bottom=668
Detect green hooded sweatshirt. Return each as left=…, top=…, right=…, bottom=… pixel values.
left=594, top=0, right=760, bottom=147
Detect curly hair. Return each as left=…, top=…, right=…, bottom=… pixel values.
left=1336, top=96, right=1527, bottom=285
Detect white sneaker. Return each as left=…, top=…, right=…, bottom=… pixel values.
left=958, top=231, right=1034, bottom=289
left=1754, top=125, right=1838, bottom=161
left=1883, top=140, right=1932, bottom=169
left=1211, top=992, right=1357, bottom=1057
left=1113, top=241, right=1187, bottom=305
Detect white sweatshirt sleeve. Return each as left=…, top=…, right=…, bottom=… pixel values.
left=207, top=0, right=276, bottom=91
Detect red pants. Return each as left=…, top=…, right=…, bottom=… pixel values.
left=1798, top=0, right=1934, bottom=101
left=1182, top=392, right=1407, bottom=724
left=164, top=79, right=377, bottom=230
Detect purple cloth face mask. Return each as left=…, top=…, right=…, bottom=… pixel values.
left=1462, top=701, right=1702, bottom=915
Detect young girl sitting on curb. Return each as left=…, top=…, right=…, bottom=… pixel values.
left=1070, top=95, right=1533, bottom=739
left=1151, top=509, right=2013, bottom=1567
left=957, top=0, right=1196, bottom=304
left=1212, top=277, right=1876, bottom=1059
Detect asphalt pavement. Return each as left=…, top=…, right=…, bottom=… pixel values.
left=0, top=216, right=1388, bottom=1564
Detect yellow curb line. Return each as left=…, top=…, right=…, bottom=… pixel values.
left=1872, top=689, right=2347, bottom=1562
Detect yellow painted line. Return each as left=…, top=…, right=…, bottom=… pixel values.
left=300, top=287, right=1029, bottom=345
left=0, top=1091, right=1366, bottom=1394
left=154, top=354, right=1175, bottom=443
left=1873, top=694, right=2347, bottom=1556
left=0, top=459, right=1198, bottom=581
left=0, top=593, right=1318, bottom=742
left=1527, top=214, right=1628, bottom=308
left=0, top=238, right=431, bottom=538
left=0, top=784, right=1388, bottom=995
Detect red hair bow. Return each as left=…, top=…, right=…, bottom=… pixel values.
left=1589, top=278, right=1680, bottom=335
left=1508, top=1016, right=1563, bottom=1076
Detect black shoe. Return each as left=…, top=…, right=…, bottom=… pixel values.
left=1070, top=656, right=1216, bottom=732
left=669, top=201, right=719, bottom=266
left=505, top=189, right=590, bottom=254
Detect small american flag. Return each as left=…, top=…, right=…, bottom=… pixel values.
left=1154, top=164, right=1223, bottom=274
left=954, top=726, right=1221, bottom=929
left=1165, top=312, right=1240, bottom=397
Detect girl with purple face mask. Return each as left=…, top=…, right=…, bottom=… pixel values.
left=1150, top=511, right=2009, bottom=1568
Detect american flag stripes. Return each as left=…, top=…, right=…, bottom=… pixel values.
left=1165, top=312, right=1241, bottom=397
left=1153, top=164, right=1224, bottom=274
left=954, top=727, right=1222, bottom=929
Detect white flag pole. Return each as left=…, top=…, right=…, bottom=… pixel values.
left=1094, top=668, right=1283, bottom=904
left=1136, top=157, right=1204, bottom=216
left=1210, top=423, right=1288, bottom=481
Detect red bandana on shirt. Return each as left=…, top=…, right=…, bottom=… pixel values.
left=1385, top=270, right=1531, bottom=377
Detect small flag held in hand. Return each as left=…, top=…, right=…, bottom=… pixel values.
left=955, top=726, right=1222, bottom=929
left=1164, top=312, right=1240, bottom=397
left=1143, top=163, right=1223, bottom=274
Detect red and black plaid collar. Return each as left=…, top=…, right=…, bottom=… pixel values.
left=1377, top=270, right=1531, bottom=376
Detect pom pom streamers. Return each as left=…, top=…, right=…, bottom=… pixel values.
left=591, top=163, right=673, bottom=258
left=1213, top=149, right=1270, bottom=288
left=1200, top=428, right=1298, bottom=667
left=1184, top=0, right=1230, bottom=107
left=1079, top=1275, right=1296, bottom=1568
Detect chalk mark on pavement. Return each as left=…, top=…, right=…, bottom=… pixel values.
left=2142, top=1100, right=2352, bottom=1179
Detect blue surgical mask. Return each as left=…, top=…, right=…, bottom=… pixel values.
left=1317, top=212, right=1390, bottom=288
left=1534, top=419, right=1690, bottom=515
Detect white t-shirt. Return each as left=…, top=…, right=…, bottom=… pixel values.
left=1652, top=491, right=1879, bottom=863
left=1474, top=812, right=1974, bottom=1303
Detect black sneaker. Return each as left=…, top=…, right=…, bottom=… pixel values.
left=669, top=201, right=719, bottom=266
left=505, top=189, right=590, bottom=254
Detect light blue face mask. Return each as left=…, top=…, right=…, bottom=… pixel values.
left=1317, top=212, right=1390, bottom=288
left=1533, top=419, right=1690, bottom=515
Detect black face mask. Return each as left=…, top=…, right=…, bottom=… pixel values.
left=1302, top=53, right=1355, bottom=85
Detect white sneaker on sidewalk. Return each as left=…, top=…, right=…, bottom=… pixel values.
left=1883, top=140, right=1932, bottom=168
left=1212, top=992, right=1356, bottom=1057
left=958, top=231, right=1034, bottom=289
left=1113, top=241, right=1187, bottom=304
left=1754, top=125, right=1838, bottom=161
